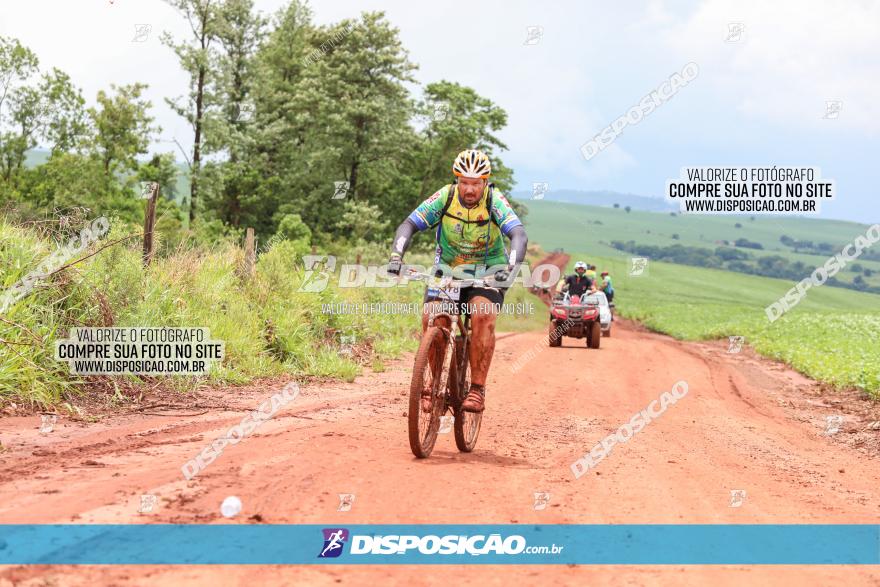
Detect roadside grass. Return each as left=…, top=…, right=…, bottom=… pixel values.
left=496, top=284, right=547, bottom=332
left=0, top=218, right=424, bottom=408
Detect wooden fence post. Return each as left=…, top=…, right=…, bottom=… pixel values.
left=242, top=227, right=256, bottom=278
left=142, top=183, right=158, bottom=267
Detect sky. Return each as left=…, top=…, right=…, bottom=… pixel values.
left=1, top=0, right=878, bottom=223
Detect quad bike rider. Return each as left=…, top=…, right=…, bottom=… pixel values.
left=387, top=149, right=528, bottom=413
left=556, top=261, right=595, bottom=299
left=550, top=261, right=602, bottom=348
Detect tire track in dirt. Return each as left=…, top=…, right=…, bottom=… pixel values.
left=1, top=314, right=879, bottom=585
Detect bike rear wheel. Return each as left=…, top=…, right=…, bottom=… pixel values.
left=408, top=326, right=450, bottom=458
left=451, top=335, right=481, bottom=452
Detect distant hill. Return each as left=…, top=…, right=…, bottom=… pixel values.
left=524, top=199, right=880, bottom=291
left=511, top=188, right=676, bottom=213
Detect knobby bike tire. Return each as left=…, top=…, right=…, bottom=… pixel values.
left=408, top=326, right=450, bottom=458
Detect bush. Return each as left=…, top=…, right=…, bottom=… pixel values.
left=276, top=213, right=312, bottom=243
left=734, top=238, right=763, bottom=250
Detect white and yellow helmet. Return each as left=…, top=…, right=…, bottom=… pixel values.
left=452, top=149, right=491, bottom=179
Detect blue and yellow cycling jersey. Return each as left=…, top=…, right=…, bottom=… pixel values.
left=407, top=184, right=522, bottom=268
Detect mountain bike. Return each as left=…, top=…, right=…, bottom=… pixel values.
left=406, top=271, right=483, bottom=458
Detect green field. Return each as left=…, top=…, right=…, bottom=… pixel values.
left=524, top=200, right=880, bottom=289
left=547, top=252, right=880, bottom=396
left=522, top=199, right=880, bottom=396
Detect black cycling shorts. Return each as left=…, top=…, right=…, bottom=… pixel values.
left=423, top=285, right=506, bottom=316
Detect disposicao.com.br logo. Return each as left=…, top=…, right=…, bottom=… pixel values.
left=318, top=528, right=350, bottom=558
left=317, top=528, right=563, bottom=558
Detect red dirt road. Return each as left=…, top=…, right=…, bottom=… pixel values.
left=2, top=319, right=880, bottom=585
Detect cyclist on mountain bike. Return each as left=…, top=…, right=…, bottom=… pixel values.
left=387, top=149, right=528, bottom=413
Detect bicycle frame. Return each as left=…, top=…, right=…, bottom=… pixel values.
left=426, top=307, right=470, bottom=406
left=407, top=268, right=487, bottom=401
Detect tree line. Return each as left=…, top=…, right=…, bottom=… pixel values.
left=0, top=0, right=523, bottom=251
left=610, top=240, right=880, bottom=294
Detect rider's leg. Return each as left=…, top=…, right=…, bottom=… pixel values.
left=461, top=293, right=500, bottom=412
left=467, top=294, right=498, bottom=386
left=422, top=299, right=452, bottom=378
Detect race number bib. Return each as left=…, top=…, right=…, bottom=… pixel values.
left=428, top=285, right=461, bottom=301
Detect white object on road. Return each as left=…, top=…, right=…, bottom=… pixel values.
left=583, top=291, right=613, bottom=331
left=221, top=496, right=242, bottom=518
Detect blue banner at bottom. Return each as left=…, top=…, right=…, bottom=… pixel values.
left=0, top=525, right=878, bottom=565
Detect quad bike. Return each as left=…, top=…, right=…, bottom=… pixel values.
left=548, top=291, right=602, bottom=349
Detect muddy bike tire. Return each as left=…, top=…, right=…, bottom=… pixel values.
left=408, top=326, right=450, bottom=458
left=452, top=335, right=482, bottom=452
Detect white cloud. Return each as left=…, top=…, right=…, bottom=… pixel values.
left=663, top=0, right=880, bottom=133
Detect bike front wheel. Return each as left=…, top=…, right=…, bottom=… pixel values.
left=451, top=335, right=481, bottom=452
left=408, top=326, right=450, bottom=458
